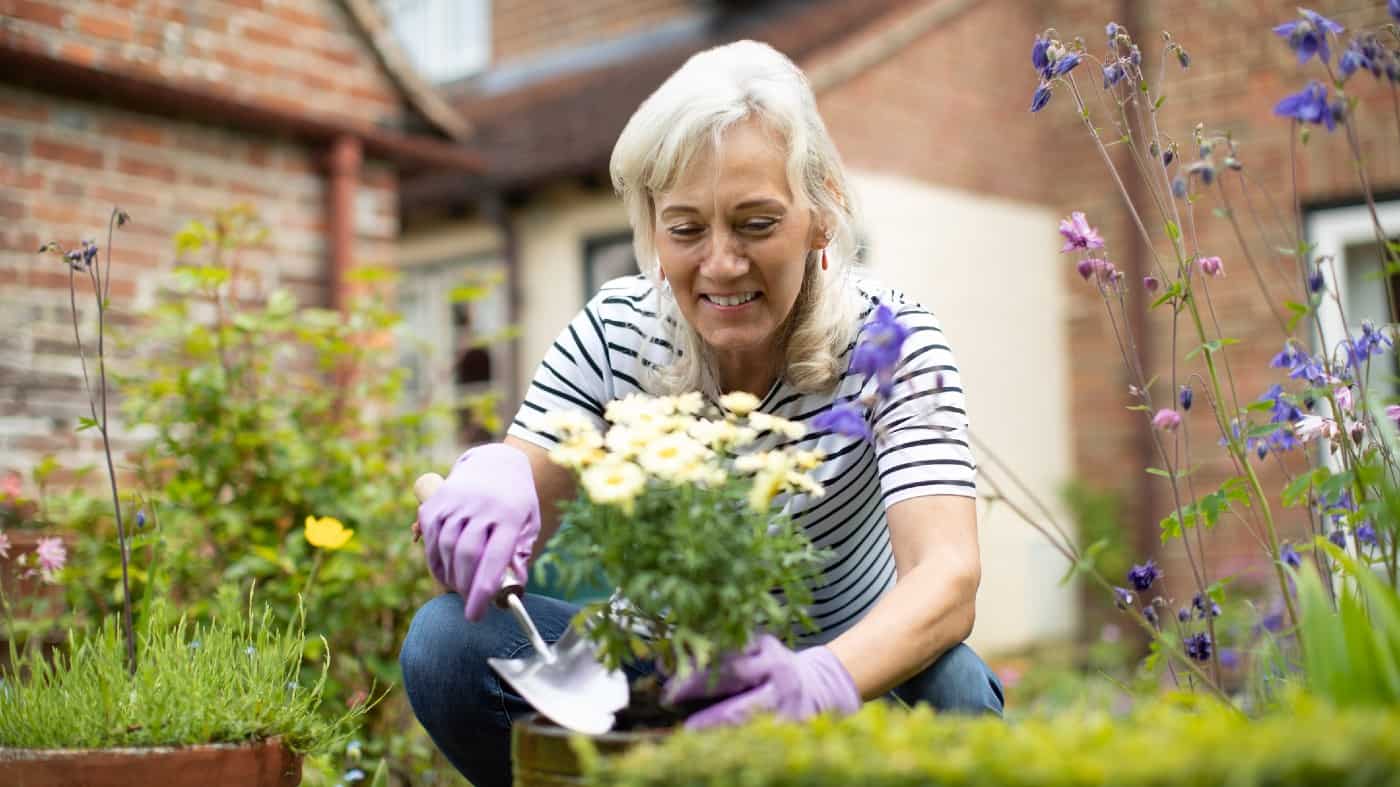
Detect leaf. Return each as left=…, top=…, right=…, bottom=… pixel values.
left=1058, top=539, right=1109, bottom=585
left=1165, top=220, right=1181, bottom=241
left=1146, top=467, right=1172, bottom=478
left=77, top=416, right=98, bottom=432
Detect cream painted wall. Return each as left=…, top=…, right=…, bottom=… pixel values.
left=512, top=187, right=633, bottom=397
left=850, top=169, right=1077, bottom=655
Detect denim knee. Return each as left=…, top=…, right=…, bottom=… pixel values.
left=400, top=593, right=509, bottom=731
left=892, top=643, right=1005, bottom=717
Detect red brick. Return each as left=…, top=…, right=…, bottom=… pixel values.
left=0, top=100, right=51, bottom=124
left=241, top=24, right=295, bottom=49
left=77, top=12, right=134, bottom=40
left=100, top=119, right=165, bottom=147
left=0, top=197, right=25, bottom=220
left=116, top=156, right=176, bottom=183
left=31, top=137, right=104, bottom=169
left=94, top=185, right=160, bottom=209
left=59, top=41, right=101, bottom=67
left=52, top=178, right=83, bottom=198
left=10, top=0, right=67, bottom=30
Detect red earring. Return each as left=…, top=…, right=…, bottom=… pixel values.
left=821, top=249, right=829, bottom=270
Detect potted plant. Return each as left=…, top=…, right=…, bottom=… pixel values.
left=511, top=391, right=832, bottom=782
left=0, top=209, right=369, bottom=786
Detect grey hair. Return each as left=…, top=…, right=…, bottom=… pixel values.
left=609, top=39, right=863, bottom=399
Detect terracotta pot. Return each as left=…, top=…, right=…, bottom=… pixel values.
left=0, top=737, right=302, bottom=787
left=513, top=715, right=667, bottom=786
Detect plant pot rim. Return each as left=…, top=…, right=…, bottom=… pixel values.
left=0, top=735, right=291, bottom=760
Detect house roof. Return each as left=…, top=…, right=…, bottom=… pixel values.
left=403, top=0, right=916, bottom=211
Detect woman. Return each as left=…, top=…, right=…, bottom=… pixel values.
left=400, top=40, right=1003, bottom=787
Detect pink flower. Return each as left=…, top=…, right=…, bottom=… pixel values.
left=1143, top=275, right=1160, bottom=292
left=1335, top=385, right=1353, bottom=413
left=0, top=530, right=10, bottom=560
left=1294, top=414, right=1339, bottom=443
left=0, top=472, right=21, bottom=500
left=1387, top=404, right=1400, bottom=427
left=1059, top=211, right=1105, bottom=252
left=1152, top=409, right=1182, bottom=431
left=1198, top=256, right=1224, bottom=277
left=35, top=536, right=66, bottom=576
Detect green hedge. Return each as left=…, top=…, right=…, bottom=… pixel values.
left=580, top=696, right=1400, bottom=786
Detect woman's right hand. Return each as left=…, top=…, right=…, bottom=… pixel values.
left=417, top=442, right=542, bottom=621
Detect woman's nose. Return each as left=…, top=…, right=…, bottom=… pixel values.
left=701, top=228, right=748, bottom=277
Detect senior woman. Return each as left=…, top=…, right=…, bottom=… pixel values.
left=400, top=39, right=1003, bottom=787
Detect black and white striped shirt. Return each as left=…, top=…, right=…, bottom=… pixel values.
left=507, top=274, right=976, bottom=644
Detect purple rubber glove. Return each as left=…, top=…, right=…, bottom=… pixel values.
left=662, top=634, right=861, bottom=730
left=417, top=443, right=541, bottom=621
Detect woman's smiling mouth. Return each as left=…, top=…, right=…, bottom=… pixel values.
left=702, top=292, right=762, bottom=309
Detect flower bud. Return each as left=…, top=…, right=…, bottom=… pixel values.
left=1178, top=384, right=1193, bottom=411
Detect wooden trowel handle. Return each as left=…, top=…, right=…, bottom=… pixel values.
left=412, top=471, right=524, bottom=609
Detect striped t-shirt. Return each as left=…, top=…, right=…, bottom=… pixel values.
left=507, top=274, right=976, bottom=644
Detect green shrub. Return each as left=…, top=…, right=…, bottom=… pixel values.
left=581, top=697, right=1400, bottom=786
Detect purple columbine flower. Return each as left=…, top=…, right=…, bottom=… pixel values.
left=1177, top=606, right=1191, bottom=623
left=1219, top=647, right=1240, bottom=669
left=1307, top=268, right=1325, bottom=293
left=81, top=239, right=98, bottom=266
left=1171, top=176, right=1188, bottom=199
left=1031, top=36, right=1051, bottom=74
left=1273, top=9, right=1344, bottom=65
left=1178, top=384, right=1193, bottom=411
left=1106, top=22, right=1122, bottom=47
left=1338, top=42, right=1369, bottom=81
left=1281, top=542, right=1303, bottom=569
left=1103, top=63, right=1125, bottom=88
left=1142, top=274, right=1159, bottom=292
left=1127, top=559, right=1161, bottom=592
left=1192, top=592, right=1221, bottom=619
left=1356, top=522, right=1378, bottom=546
left=1152, top=409, right=1181, bottom=432
left=1274, top=81, right=1337, bottom=131
left=1113, top=587, right=1135, bottom=609
left=1052, top=52, right=1083, bottom=77
left=1058, top=211, right=1104, bottom=252
left=850, top=304, right=909, bottom=396
left=1142, top=605, right=1159, bottom=626
left=1030, top=83, right=1052, bottom=112
left=1328, top=528, right=1347, bottom=548
left=1185, top=632, right=1213, bottom=662
left=812, top=403, right=872, bottom=441
left=1392, top=0, right=1400, bottom=23
left=1198, top=256, right=1224, bottom=277
left=136, top=510, right=147, bottom=529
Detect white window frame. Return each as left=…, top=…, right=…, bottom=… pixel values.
left=384, top=0, right=491, bottom=83
left=1307, top=200, right=1400, bottom=379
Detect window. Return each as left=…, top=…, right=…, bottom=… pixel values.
left=583, top=232, right=638, bottom=298
left=397, top=257, right=513, bottom=461
left=381, top=0, right=491, bottom=83
left=1307, top=200, right=1400, bottom=399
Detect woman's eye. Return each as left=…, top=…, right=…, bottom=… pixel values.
left=669, top=225, right=703, bottom=238
left=741, top=219, right=777, bottom=233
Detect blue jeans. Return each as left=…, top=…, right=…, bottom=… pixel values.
left=400, top=593, right=1004, bottom=787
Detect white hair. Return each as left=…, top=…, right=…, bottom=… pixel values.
left=609, top=39, right=863, bottom=399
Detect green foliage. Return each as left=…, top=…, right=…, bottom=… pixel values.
left=0, top=589, right=364, bottom=752
left=544, top=474, right=826, bottom=676
left=1296, top=540, right=1400, bottom=707
left=54, top=207, right=473, bottom=772
left=581, top=696, right=1400, bottom=786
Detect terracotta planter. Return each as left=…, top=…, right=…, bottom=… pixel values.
left=0, top=737, right=302, bottom=787
left=513, top=715, right=667, bottom=786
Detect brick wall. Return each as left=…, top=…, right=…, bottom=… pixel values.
left=490, top=0, right=695, bottom=68
left=0, top=0, right=403, bottom=486
left=1, top=0, right=403, bottom=124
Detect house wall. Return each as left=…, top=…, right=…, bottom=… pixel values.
left=491, top=0, right=695, bottom=68
left=0, top=0, right=405, bottom=481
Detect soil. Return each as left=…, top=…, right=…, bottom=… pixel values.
left=612, top=674, right=718, bottom=731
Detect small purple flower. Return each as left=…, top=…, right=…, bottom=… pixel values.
left=1178, top=384, right=1193, bottom=411
left=1192, top=592, right=1221, bottom=619
left=1391, top=0, right=1400, bottom=23
left=1274, top=81, right=1337, bottom=131
left=1052, top=52, right=1083, bottom=77
left=1328, top=528, right=1347, bottom=548
left=1152, top=409, right=1181, bottom=432
left=1127, top=559, right=1161, bottom=592
left=1356, top=522, right=1378, bottom=546
left=1338, top=43, right=1369, bottom=81
left=1198, top=256, right=1224, bottom=277
left=1142, top=606, right=1159, bottom=626
left=1058, top=212, right=1105, bottom=253
left=1105, top=22, right=1122, bottom=47
left=1185, top=632, right=1213, bottom=662
left=1143, top=274, right=1159, bottom=292
left=1030, top=84, right=1052, bottom=113
left=1272, top=9, right=1344, bottom=65
left=1177, top=606, right=1191, bottom=623
left=1103, top=63, right=1125, bottom=88
left=1171, top=176, right=1188, bottom=199
left=1031, top=36, right=1051, bottom=74
left=1281, top=542, right=1302, bottom=569
left=1162, top=149, right=1175, bottom=167
left=136, top=510, right=147, bottom=529
left=1113, top=586, right=1135, bottom=609
left=851, top=304, right=910, bottom=396
left=1259, top=610, right=1285, bottom=633
left=81, top=239, right=98, bottom=267
left=1307, top=268, right=1325, bottom=293
left=812, top=403, right=872, bottom=441
left=1218, top=647, right=1240, bottom=669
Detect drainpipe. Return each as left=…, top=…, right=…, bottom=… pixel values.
left=483, top=192, right=524, bottom=414
left=327, top=134, right=363, bottom=312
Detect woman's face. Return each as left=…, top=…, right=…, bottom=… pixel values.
left=653, top=119, right=825, bottom=374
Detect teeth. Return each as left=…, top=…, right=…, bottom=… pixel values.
left=708, top=292, right=758, bottom=306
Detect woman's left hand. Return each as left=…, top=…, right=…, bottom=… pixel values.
left=662, top=634, right=861, bottom=729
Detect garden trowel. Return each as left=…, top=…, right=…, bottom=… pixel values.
left=414, top=473, right=629, bottom=735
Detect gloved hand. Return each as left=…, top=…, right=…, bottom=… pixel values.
left=417, top=443, right=541, bottom=621
left=662, top=634, right=861, bottom=730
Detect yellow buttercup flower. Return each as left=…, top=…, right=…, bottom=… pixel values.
left=304, top=516, right=353, bottom=550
